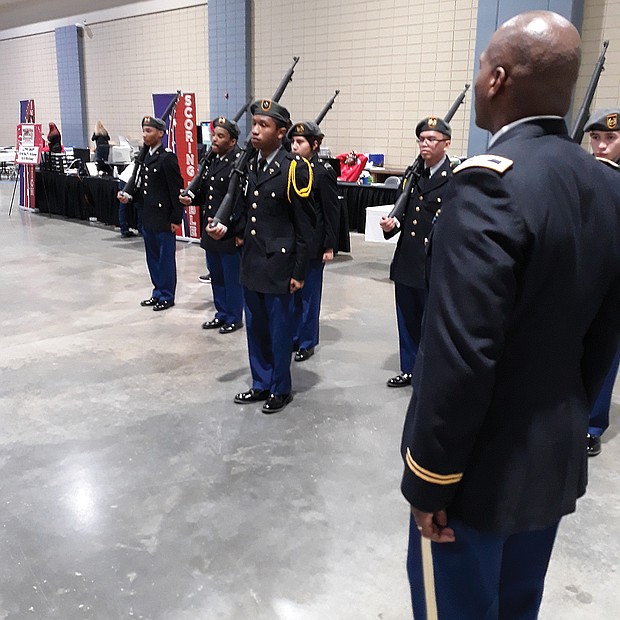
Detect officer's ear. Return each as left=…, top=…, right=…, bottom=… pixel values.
left=276, top=125, right=288, bottom=141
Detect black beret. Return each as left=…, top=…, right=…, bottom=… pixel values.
left=287, top=121, right=323, bottom=140
left=141, top=116, right=166, bottom=131
left=415, top=116, right=451, bottom=139
left=584, top=108, right=620, bottom=133
left=250, top=99, right=291, bottom=125
left=212, top=116, right=240, bottom=139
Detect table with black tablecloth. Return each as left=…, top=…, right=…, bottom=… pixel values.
left=338, top=182, right=398, bottom=233
left=35, top=171, right=138, bottom=228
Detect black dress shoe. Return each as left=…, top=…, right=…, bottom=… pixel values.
left=294, top=347, right=315, bottom=362
left=234, top=388, right=270, bottom=404
left=386, top=372, right=412, bottom=388
left=121, top=231, right=136, bottom=238
left=140, top=297, right=159, bottom=307
left=587, top=433, right=602, bottom=457
left=219, top=322, right=243, bottom=334
left=153, top=300, right=174, bottom=311
left=262, top=393, right=293, bottom=414
left=202, top=318, right=224, bottom=330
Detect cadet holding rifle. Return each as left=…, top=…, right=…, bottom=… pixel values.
left=288, top=91, right=341, bottom=362
left=179, top=116, right=244, bottom=333
left=379, top=116, right=453, bottom=388
left=223, top=99, right=315, bottom=414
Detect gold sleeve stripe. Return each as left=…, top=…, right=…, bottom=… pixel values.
left=287, top=158, right=313, bottom=202
left=406, top=449, right=463, bottom=485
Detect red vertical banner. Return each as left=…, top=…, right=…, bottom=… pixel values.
left=173, top=93, right=200, bottom=241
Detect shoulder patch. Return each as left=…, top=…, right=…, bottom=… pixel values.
left=596, top=156, right=620, bottom=170
left=453, top=154, right=513, bottom=175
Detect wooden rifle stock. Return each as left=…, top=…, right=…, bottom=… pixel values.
left=570, top=40, right=609, bottom=144
left=210, top=57, right=300, bottom=227
left=387, top=83, right=470, bottom=220
left=181, top=96, right=253, bottom=200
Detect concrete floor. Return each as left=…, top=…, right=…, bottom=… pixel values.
left=1, top=178, right=618, bottom=619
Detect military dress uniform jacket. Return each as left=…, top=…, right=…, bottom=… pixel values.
left=308, top=154, right=340, bottom=259
left=384, top=156, right=452, bottom=288
left=196, top=146, right=242, bottom=253
left=400, top=118, right=620, bottom=535
left=135, top=145, right=184, bottom=232
left=238, top=149, right=315, bottom=295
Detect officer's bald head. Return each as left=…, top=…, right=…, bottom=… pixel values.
left=475, top=11, right=581, bottom=133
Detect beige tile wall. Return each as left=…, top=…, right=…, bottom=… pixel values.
left=0, top=32, right=60, bottom=146
left=252, top=0, right=479, bottom=167
left=577, top=0, right=620, bottom=147
left=0, top=5, right=208, bottom=147
left=2, top=1, right=620, bottom=163
left=82, top=5, right=209, bottom=145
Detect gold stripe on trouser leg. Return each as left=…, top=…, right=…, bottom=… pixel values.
left=421, top=536, right=439, bottom=620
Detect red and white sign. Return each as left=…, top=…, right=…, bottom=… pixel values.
left=172, top=93, right=200, bottom=240
left=16, top=123, right=43, bottom=164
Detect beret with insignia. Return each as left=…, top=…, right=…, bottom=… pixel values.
left=415, top=116, right=451, bottom=138
left=141, top=116, right=166, bottom=131
left=212, top=116, right=240, bottom=139
left=250, top=99, right=291, bottom=126
left=287, top=120, right=324, bottom=140
left=584, top=108, right=620, bottom=133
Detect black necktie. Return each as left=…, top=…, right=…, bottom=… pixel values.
left=422, top=167, right=431, bottom=179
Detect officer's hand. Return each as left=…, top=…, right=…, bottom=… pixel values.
left=179, top=194, right=192, bottom=206
left=411, top=506, right=455, bottom=543
left=290, top=278, right=304, bottom=293
left=117, top=191, right=130, bottom=204
left=206, top=217, right=228, bottom=239
left=235, top=237, right=244, bottom=247
left=323, top=249, right=334, bottom=262
left=379, top=215, right=396, bottom=232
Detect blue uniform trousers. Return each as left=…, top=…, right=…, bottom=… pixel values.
left=206, top=249, right=243, bottom=325
left=395, top=283, right=427, bottom=374
left=244, top=288, right=294, bottom=395
left=143, top=228, right=177, bottom=303
left=407, top=514, right=558, bottom=620
left=294, top=258, right=325, bottom=350
left=589, top=345, right=620, bottom=436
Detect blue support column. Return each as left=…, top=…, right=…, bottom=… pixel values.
left=208, top=0, right=251, bottom=137
left=55, top=25, right=87, bottom=148
left=467, top=0, right=585, bottom=156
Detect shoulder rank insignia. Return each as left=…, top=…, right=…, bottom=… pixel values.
left=453, top=154, right=513, bottom=175
left=595, top=156, right=620, bottom=170
left=287, top=157, right=313, bottom=202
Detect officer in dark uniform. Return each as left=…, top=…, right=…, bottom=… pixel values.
left=180, top=116, right=244, bottom=332
left=226, top=100, right=315, bottom=413
left=379, top=117, right=453, bottom=387
left=288, top=121, right=340, bottom=362
left=118, top=116, right=184, bottom=311
left=584, top=107, right=620, bottom=456
left=401, top=12, right=620, bottom=619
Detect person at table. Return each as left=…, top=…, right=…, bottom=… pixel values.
left=45, top=122, right=63, bottom=153
left=336, top=151, right=368, bottom=182
left=379, top=117, right=453, bottom=388
left=179, top=116, right=244, bottom=333
left=118, top=115, right=184, bottom=312
left=91, top=120, right=111, bottom=163
left=288, top=120, right=340, bottom=361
